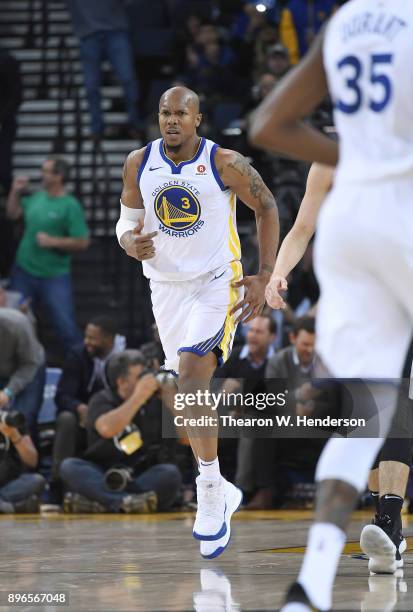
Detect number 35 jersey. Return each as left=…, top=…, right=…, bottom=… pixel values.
left=137, top=137, right=241, bottom=282
left=324, top=0, right=413, bottom=184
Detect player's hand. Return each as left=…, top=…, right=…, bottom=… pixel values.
left=265, top=275, right=287, bottom=309
left=12, top=176, right=29, bottom=193
left=76, top=403, right=89, bottom=428
left=121, top=220, right=157, bottom=261
left=230, top=274, right=267, bottom=324
left=36, top=232, right=56, bottom=248
left=133, top=373, right=159, bottom=404
left=0, top=422, right=19, bottom=439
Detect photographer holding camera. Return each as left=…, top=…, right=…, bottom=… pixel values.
left=0, top=410, right=45, bottom=513
left=0, top=308, right=45, bottom=442
left=60, top=350, right=181, bottom=513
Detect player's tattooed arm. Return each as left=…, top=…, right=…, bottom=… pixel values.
left=217, top=149, right=279, bottom=278
left=216, top=149, right=280, bottom=323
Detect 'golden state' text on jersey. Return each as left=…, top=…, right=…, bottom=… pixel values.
left=138, top=137, right=241, bottom=281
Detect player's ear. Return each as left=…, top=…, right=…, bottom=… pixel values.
left=195, top=113, right=202, bottom=128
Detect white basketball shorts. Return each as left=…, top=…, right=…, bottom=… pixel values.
left=314, top=179, right=413, bottom=379
left=150, top=261, right=243, bottom=375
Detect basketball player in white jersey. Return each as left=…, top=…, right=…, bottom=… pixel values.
left=250, top=0, right=413, bottom=609
left=116, top=86, right=279, bottom=559
left=269, top=162, right=412, bottom=577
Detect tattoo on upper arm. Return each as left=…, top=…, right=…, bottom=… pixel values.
left=227, top=153, right=275, bottom=210
left=122, top=160, right=128, bottom=182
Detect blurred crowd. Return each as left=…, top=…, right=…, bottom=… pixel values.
left=0, top=1, right=345, bottom=514
left=0, top=293, right=330, bottom=513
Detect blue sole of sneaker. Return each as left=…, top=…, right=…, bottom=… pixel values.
left=200, top=492, right=243, bottom=559
left=193, top=507, right=227, bottom=541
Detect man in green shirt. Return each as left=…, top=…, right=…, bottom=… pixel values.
left=7, top=156, right=90, bottom=352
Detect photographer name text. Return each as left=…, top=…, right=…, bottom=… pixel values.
left=173, top=415, right=366, bottom=428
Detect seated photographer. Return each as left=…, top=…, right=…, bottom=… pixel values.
left=60, top=350, right=182, bottom=513
left=51, top=316, right=126, bottom=490
left=0, top=308, right=45, bottom=442
left=0, top=412, right=45, bottom=513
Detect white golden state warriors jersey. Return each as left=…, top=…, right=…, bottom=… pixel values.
left=138, top=137, right=241, bottom=281
left=324, top=0, right=413, bottom=183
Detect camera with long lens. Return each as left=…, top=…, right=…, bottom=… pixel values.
left=104, top=465, right=133, bottom=492
left=0, top=410, right=25, bottom=429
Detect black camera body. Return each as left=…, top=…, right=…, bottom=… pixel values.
left=0, top=410, right=25, bottom=429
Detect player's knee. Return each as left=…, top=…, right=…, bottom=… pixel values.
left=178, top=351, right=216, bottom=385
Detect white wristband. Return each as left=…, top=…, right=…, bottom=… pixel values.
left=116, top=201, right=145, bottom=247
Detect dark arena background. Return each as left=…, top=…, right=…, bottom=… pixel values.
left=0, top=1, right=412, bottom=611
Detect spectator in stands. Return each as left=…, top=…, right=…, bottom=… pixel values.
left=0, top=309, right=45, bottom=442
left=244, top=73, right=277, bottom=116
left=279, top=0, right=338, bottom=64
left=185, top=13, right=202, bottom=44
left=264, top=43, right=291, bottom=79
left=60, top=350, right=181, bottom=513
left=184, top=24, right=242, bottom=103
left=247, top=316, right=325, bottom=509
left=6, top=157, right=90, bottom=353
left=65, top=0, right=142, bottom=141
left=51, top=316, right=126, bottom=493
left=215, top=314, right=277, bottom=490
left=266, top=315, right=318, bottom=398
left=0, top=418, right=46, bottom=514
left=252, top=24, right=279, bottom=77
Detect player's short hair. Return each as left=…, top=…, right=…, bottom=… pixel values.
left=88, top=315, right=118, bottom=337
left=106, top=350, right=146, bottom=389
left=47, top=155, right=71, bottom=183
left=292, top=316, right=315, bottom=336
left=259, top=313, right=277, bottom=335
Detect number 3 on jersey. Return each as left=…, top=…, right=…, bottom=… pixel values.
left=336, top=54, right=393, bottom=114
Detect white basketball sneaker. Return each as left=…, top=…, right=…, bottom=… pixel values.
left=360, top=514, right=406, bottom=574
left=200, top=479, right=243, bottom=559
left=193, top=476, right=227, bottom=541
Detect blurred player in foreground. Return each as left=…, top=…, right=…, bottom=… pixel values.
left=270, top=161, right=413, bottom=578
left=250, top=0, right=413, bottom=610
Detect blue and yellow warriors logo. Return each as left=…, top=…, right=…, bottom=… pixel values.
left=154, top=186, right=202, bottom=235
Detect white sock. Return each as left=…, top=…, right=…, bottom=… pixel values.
left=198, top=457, right=221, bottom=481
left=298, top=523, right=346, bottom=611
